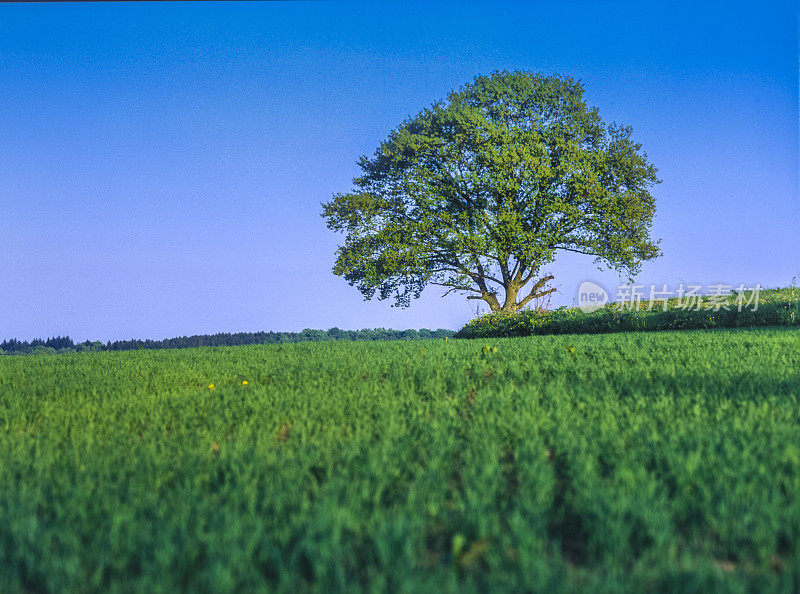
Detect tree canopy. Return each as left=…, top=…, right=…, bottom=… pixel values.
left=322, top=70, right=661, bottom=313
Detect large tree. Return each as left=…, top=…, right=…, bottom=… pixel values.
left=322, top=71, right=660, bottom=313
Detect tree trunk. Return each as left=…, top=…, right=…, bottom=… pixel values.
left=482, top=275, right=555, bottom=313
left=502, top=284, right=519, bottom=312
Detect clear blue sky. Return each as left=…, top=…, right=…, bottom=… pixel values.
left=1, top=1, right=798, bottom=341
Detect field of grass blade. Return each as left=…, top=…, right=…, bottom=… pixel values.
left=1, top=327, right=799, bottom=592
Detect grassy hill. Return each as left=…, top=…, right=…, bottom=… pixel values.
left=456, top=286, right=799, bottom=339
left=1, top=328, right=799, bottom=591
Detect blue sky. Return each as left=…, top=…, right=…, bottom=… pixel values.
left=1, top=1, right=798, bottom=341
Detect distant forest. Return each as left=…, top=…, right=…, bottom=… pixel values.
left=0, top=328, right=455, bottom=355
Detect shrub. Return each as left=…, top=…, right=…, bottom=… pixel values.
left=455, top=286, right=800, bottom=339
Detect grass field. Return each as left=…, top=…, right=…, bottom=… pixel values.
left=1, top=328, right=799, bottom=592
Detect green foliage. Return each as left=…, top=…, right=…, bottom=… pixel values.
left=1, top=329, right=800, bottom=591
left=322, top=70, right=661, bottom=312
left=457, top=286, right=800, bottom=339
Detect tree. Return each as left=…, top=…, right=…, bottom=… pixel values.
left=322, top=71, right=660, bottom=313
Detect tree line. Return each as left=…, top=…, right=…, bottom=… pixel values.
left=0, top=328, right=455, bottom=355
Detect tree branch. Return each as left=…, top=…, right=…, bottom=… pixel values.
left=515, top=275, right=555, bottom=310
left=520, top=260, right=541, bottom=286
left=556, top=246, right=597, bottom=256
left=430, top=281, right=482, bottom=294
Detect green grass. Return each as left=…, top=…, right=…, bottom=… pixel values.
left=1, top=327, right=800, bottom=592
left=455, top=286, right=800, bottom=339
